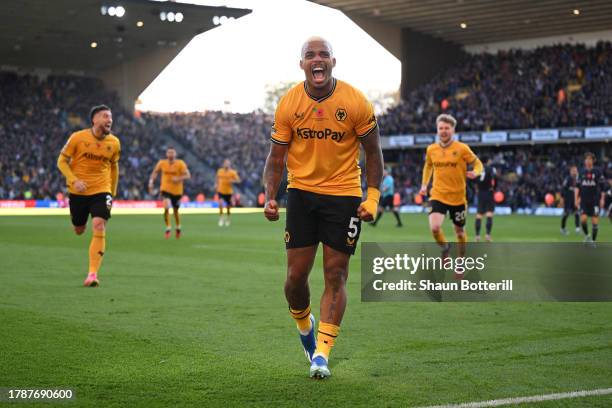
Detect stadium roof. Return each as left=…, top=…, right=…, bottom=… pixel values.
left=310, top=0, right=612, bottom=45
left=0, top=0, right=251, bottom=72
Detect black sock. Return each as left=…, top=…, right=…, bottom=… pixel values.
left=486, top=217, right=493, bottom=235
left=561, top=213, right=568, bottom=229
left=582, top=222, right=588, bottom=235
left=574, top=212, right=580, bottom=228
left=475, top=218, right=482, bottom=236
left=373, top=211, right=382, bottom=225
left=592, top=224, right=599, bottom=241
left=392, top=211, right=402, bottom=226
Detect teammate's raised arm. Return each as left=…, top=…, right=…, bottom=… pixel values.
left=182, top=167, right=191, bottom=182
left=148, top=161, right=161, bottom=193
left=110, top=159, right=119, bottom=197
left=57, top=136, right=86, bottom=193
left=420, top=148, right=433, bottom=196
left=467, top=156, right=484, bottom=179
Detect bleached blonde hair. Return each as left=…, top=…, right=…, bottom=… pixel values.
left=301, top=36, right=334, bottom=58
left=436, top=114, right=457, bottom=128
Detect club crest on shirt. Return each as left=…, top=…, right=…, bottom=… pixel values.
left=335, top=108, right=347, bottom=121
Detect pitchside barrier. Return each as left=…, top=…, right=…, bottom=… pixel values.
left=0, top=201, right=596, bottom=216
left=0, top=200, right=272, bottom=215
left=383, top=126, right=612, bottom=149
left=398, top=205, right=583, bottom=216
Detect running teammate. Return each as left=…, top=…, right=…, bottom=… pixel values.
left=57, top=105, right=120, bottom=287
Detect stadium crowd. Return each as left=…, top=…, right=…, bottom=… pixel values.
left=1, top=42, right=610, bottom=208
left=0, top=72, right=210, bottom=201
left=145, top=110, right=271, bottom=198
left=379, top=41, right=612, bottom=134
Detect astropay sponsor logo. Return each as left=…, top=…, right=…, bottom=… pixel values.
left=531, top=129, right=559, bottom=141
left=389, top=135, right=414, bottom=147
left=559, top=128, right=584, bottom=139
left=585, top=127, right=612, bottom=139
left=508, top=131, right=531, bottom=141
left=458, top=133, right=481, bottom=143
left=481, top=131, right=507, bottom=144
left=296, top=127, right=345, bottom=142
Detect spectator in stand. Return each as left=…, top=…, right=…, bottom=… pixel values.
left=2, top=42, right=610, bottom=207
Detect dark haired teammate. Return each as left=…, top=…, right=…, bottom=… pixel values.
left=57, top=105, right=120, bottom=287
left=560, top=165, right=580, bottom=235
left=575, top=153, right=606, bottom=243
left=419, top=114, right=483, bottom=278
left=263, top=36, right=383, bottom=379
left=474, top=156, right=496, bottom=242
left=149, top=147, right=191, bottom=239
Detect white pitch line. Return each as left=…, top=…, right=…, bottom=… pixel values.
left=418, top=387, right=612, bottom=408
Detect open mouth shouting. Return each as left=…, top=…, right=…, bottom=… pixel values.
left=311, top=65, right=327, bottom=85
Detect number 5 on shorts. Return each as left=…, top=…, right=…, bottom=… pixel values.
left=348, top=217, right=359, bottom=238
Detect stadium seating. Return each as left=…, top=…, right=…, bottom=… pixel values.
left=1, top=42, right=610, bottom=206
left=378, top=41, right=612, bottom=134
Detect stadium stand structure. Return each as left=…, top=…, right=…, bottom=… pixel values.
left=1, top=1, right=610, bottom=209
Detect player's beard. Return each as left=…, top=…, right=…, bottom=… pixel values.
left=439, top=134, right=452, bottom=145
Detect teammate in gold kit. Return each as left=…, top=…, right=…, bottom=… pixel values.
left=57, top=105, right=120, bottom=287
left=419, top=114, right=483, bottom=278
left=215, top=159, right=240, bottom=227
left=149, top=147, right=191, bottom=239
left=263, top=37, right=383, bottom=379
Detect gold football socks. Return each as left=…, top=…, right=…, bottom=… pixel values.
left=289, top=305, right=312, bottom=335
left=163, top=209, right=171, bottom=229
left=433, top=230, right=447, bottom=247
left=314, top=322, right=340, bottom=360
left=88, top=230, right=105, bottom=273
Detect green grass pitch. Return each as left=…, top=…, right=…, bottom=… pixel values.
left=1, top=213, right=611, bottom=407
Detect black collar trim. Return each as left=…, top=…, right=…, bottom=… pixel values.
left=304, top=78, right=336, bottom=103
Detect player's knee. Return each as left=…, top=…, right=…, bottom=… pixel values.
left=286, top=267, right=309, bottom=288
left=431, top=224, right=442, bottom=234
left=74, top=226, right=86, bottom=235
left=92, top=219, right=106, bottom=232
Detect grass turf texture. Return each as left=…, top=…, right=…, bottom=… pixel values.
left=1, top=213, right=611, bottom=407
